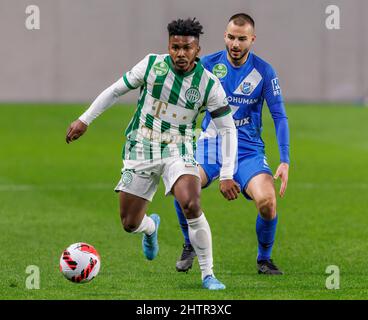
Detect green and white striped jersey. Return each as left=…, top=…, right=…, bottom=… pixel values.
left=121, top=53, right=230, bottom=161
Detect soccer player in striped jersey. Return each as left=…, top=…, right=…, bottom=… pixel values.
left=174, top=13, right=290, bottom=275
left=66, top=18, right=240, bottom=290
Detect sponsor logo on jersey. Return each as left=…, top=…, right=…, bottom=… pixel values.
left=212, top=63, right=228, bottom=79
left=185, top=87, right=201, bottom=103
left=153, top=61, right=169, bottom=76
left=234, top=117, right=251, bottom=127
left=227, top=96, right=259, bottom=105
left=271, top=77, right=281, bottom=96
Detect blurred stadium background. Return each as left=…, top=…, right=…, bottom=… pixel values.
left=1, top=0, right=367, bottom=300
left=1, top=0, right=367, bottom=104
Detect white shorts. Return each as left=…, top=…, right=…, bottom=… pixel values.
left=114, top=156, right=200, bottom=201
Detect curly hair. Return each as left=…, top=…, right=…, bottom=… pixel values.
left=167, top=18, right=204, bottom=38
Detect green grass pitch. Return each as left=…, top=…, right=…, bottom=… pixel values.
left=0, top=103, right=367, bottom=300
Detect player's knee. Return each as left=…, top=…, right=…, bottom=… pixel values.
left=120, top=212, right=137, bottom=233
left=122, top=221, right=137, bottom=233
left=257, top=195, right=276, bottom=220
left=181, top=198, right=201, bottom=219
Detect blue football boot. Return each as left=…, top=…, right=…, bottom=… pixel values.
left=142, top=214, right=160, bottom=260
left=202, top=275, right=226, bottom=290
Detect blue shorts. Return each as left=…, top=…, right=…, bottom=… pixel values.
left=195, top=139, right=273, bottom=200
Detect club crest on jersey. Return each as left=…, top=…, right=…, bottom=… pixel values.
left=185, top=87, right=201, bottom=103
left=233, top=68, right=262, bottom=96
left=212, top=63, right=227, bottom=79
left=121, top=171, right=133, bottom=186
left=153, top=61, right=169, bottom=76
left=241, top=82, right=253, bottom=95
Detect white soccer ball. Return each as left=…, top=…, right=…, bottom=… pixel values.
left=59, top=242, right=101, bottom=283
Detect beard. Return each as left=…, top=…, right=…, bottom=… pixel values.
left=226, top=45, right=249, bottom=62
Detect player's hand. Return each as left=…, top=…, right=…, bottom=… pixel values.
left=219, top=179, right=241, bottom=201
left=274, top=162, right=289, bottom=198
left=66, top=119, right=88, bottom=144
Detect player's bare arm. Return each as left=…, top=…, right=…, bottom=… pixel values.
left=65, top=72, right=132, bottom=144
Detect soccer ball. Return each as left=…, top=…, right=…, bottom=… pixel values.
left=59, top=242, right=101, bottom=283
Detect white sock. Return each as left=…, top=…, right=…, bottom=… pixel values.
left=187, top=213, right=214, bottom=280
left=132, top=214, right=155, bottom=235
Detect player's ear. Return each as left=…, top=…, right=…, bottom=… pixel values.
left=197, top=45, right=201, bottom=56
left=252, top=34, right=256, bottom=43
left=168, top=36, right=172, bottom=51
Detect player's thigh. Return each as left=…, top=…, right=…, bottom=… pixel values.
left=199, top=165, right=208, bottom=187
left=115, top=160, right=160, bottom=228
left=246, top=173, right=276, bottom=209
left=115, top=160, right=160, bottom=201
left=162, top=156, right=200, bottom=197
left=162, top=156, right=201, bottom=218
left=195, top=138, right=219, bottom=188
left=234, top=154, right=273, bottom=201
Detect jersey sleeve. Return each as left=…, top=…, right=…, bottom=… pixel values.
left=122, top=54, right=151, bottom=89
left=262, top=64, right=284, bottom=106
left=263, top=65, right=290, bottom=164
left=205, top=76, right=231, bottom=119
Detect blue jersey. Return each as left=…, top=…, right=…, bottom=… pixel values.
left=200, top=50, right=289, bottom=164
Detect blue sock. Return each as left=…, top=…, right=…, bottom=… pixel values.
left=256, top=213, right=278, bottom=261
left=174, top=199, right=191, bottom=245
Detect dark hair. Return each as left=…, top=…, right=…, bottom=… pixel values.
left=167, top=18, right=204, bottom=38
left=229, top=13, right=255, bottom=28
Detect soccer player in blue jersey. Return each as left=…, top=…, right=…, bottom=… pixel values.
left=174, top=13, right=290, bottom=275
